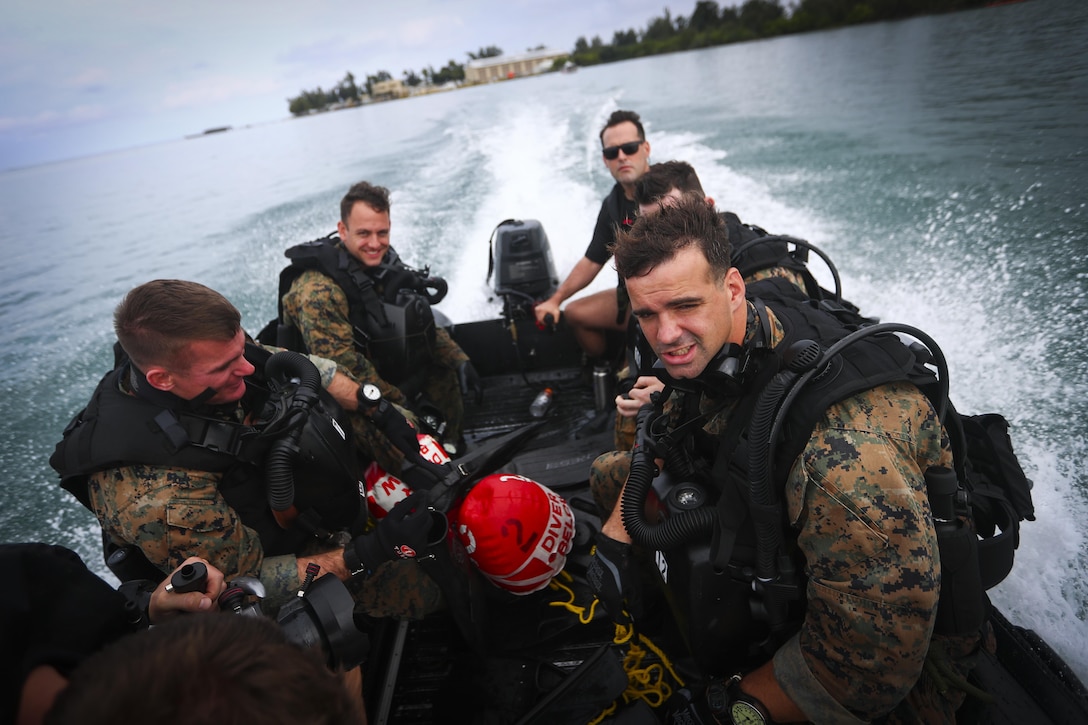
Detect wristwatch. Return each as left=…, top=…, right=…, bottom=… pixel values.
left=356, top=383, right=382, bottom=410
left=706, top=675, right=774, bottom=725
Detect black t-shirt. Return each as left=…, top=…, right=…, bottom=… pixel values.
left=584, top=183, right=639, bottom=265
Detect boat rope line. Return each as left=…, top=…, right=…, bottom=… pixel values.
left=547, top=570, right=599, bottom=624
left=547, top=573, right=686, bottom=722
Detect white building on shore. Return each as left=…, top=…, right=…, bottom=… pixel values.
left=464, top=49, right=569, bottom=84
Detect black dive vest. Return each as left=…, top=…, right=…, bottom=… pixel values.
left=728, top=220, right=814, bottom=292
left=50, top=344, right=361, bottom=568
left=270, top=235, right=442, bottom=386
left=727, top=222, right=870, bottom=324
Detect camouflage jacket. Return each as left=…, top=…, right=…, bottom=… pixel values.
left=667, top=303, right=953, bottom=722
left=280, top=244, right=468, bottom=408
left=745, top=264, right=808, bottom=293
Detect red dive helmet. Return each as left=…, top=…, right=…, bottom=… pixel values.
left=450, top=473, right=576, bottom=594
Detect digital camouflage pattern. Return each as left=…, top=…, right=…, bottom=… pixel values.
left=89, top=463, right=298, bottom=607
left=89, top=460, right=443, bottom=618
left=346, top=559, right=444, bottom=620
left=282, top=258, right=469, bottom=444
left=745, top=264, right=808, bottom=291
left=591, top=303, right=978, bottom=722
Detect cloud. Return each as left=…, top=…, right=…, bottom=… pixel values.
left=399, top=13, right=466, bottom=47
left=64, top=68, right=110, bottom=89
left=0, top=104, right=107, bottom=132
left=159, top=75, right=284, bottom=110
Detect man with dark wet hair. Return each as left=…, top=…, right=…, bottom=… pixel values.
left=589, top=196, right=979, bottom=723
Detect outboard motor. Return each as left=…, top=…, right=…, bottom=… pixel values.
left=488, top=219, right=558, bottom=316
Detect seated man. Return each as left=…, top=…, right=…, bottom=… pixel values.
left=278, top=181, right=480, bottom=456
left=588, top=196, right=981, bottom=722
left=533, top=109, right=652, bottom=363
left=51, top=280, right=443, bottom=618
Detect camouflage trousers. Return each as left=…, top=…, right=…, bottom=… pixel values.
left=346, top=558, right=445, bottom=620
left=416, top=364, right=465, bottom=443
left=348, top=364, right=464, bottom=475
left=589, top=449, right=633, bottom=517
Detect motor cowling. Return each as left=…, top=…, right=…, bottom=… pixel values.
left=491, top=219, right=558, bottom=302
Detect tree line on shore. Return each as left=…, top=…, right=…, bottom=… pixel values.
left=287, top=47, right=501, bottom=116
left=287, top=0, right=995, bottom=116
left=569, top=0, right=993, bottom=65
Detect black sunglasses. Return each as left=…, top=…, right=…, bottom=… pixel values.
left=602, top=140, right=643, bottom=160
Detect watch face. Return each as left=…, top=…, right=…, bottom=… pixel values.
left=729, top=700, right=766, bottom=725
left=361, top=383, right=381, bottom=403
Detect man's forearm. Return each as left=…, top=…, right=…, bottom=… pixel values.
left=549, top=256, right=604, bottom=306
left=325, top=371, right=360, bottom=411
left=602, top=483, right=633, bottom=543
left=742, top=659, right=812, bottom=723
left=299, top=548, right=350, bottom=581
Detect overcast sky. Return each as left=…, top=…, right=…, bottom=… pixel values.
left=1, top=0, right=704, bottom=170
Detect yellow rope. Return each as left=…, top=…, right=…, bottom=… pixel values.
left=547, top=571, right=598, bottom=624
left=635, top=631, right=686, bottom=689
left=586, top=701, right=617, bottom=725
left=546, top=574, right=685, bottom=721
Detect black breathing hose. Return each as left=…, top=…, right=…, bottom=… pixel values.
left=422, top=276, right=448, bottom=305
left=265, top=351, right=322, bottom=513
left=733, top=235, right=844, bottom=302
left=746, top=369, right=800, bottom=581
left=621, top=406, right=718, bottom=550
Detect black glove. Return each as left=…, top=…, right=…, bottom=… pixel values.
left=400, top=457, right=450, bottom=491
left=371, top=400, right=423, bottom=458
left=585, top=532, right=640, bottom=628
left=344, top=495, right=435, bottom=577
left=457, top=361, right=483, bottom=405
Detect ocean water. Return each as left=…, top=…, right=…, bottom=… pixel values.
left=2, top=0, right=1085, bottom=679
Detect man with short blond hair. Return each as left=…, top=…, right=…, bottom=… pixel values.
left=280, top=181, right=480, bottom=458
left=53, top=279, right=442, bottom=619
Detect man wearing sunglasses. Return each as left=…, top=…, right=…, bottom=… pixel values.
left=533, top=110, right=651, bottom=364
